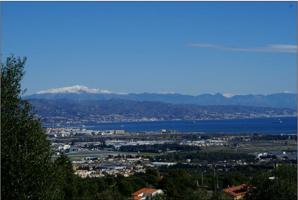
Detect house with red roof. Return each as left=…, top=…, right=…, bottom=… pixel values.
left=223, top=184, right=249, bottom=200
left=132, top=187, right=163, bottom=200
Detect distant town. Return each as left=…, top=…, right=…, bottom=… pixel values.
left=47, top=127, right=297, bottom=179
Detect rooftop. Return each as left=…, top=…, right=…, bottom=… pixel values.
left=223, top=184, right=249, bottom=199
left=132, top=187, right=162, bottom=200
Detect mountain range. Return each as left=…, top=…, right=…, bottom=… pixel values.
left=26, top=85, right=297, bottom=109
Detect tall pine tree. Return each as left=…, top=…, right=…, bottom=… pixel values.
left=1, top=56, right=58, bottom=199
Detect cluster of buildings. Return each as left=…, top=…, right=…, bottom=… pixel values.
left=255, top=151, right=297, bottom=163
left=72, top=155, right=150, bottom=178
left=46, top=127, right=125, bottom=137
left=46, top=128, right=297, bottom=180
left=42, top=114, right=163, bottom=127
left=47, top=128, right=237, bottom=156
left=179, top=138, right=227, bottom=147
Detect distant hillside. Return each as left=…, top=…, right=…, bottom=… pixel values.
left=26, top=85, right=297, bottom=109
left=28, top=99, right=296, bottom=125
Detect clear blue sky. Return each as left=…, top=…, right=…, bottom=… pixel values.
left=1, top=2, right=297, bottom=95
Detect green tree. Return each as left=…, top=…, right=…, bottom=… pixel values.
left=152, top=193, right=167, bottom=200
left=53, top=155, right=77, bottom=200
left=210, top=191, right=231, bottom=200
left=185, top=188, right=209, bottom=200
left=1, top=56, right=56, bottom=199
left=159, top=169, right=197, bottom=199
left=96, top=190, right=125, bottom=200
left=117, top=179, right=133, bottom=197
left=245, top=164, right=297, bottom=200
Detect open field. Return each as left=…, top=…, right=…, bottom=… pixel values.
left=57, top=150, right=159, bottom=161
left=201, top=141, right=297, bottom=153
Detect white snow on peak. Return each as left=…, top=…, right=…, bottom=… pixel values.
left=222, top=93, right=234, bottom=98
left=282, top=90, right=292, bottom=94
left=36, top=85, right=113, bottom=94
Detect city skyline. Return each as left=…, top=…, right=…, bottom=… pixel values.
left=2, top=2, right=297, bottom=95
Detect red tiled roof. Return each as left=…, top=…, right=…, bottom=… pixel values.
left=132, top=187, right=158, bottom=196
left=223, top=184, right=248, bottom=198
left=132, top=187, right=160, bottom=200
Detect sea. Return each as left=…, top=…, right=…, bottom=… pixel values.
left=80, top=117, right=297, bottom=134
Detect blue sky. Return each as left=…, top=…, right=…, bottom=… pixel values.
left=1, top=2, right=297, bottom=95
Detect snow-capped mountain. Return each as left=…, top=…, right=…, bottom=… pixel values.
left=25, top=85, right=297, bottom=109
left=36, top=85, right=113, bottom=94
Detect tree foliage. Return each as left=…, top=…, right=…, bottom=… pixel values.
left=245, top=164, right=297, bottom=200
left=1, top=56, right=58, bottom=199
left=1, top=56, right=76, bottom=200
